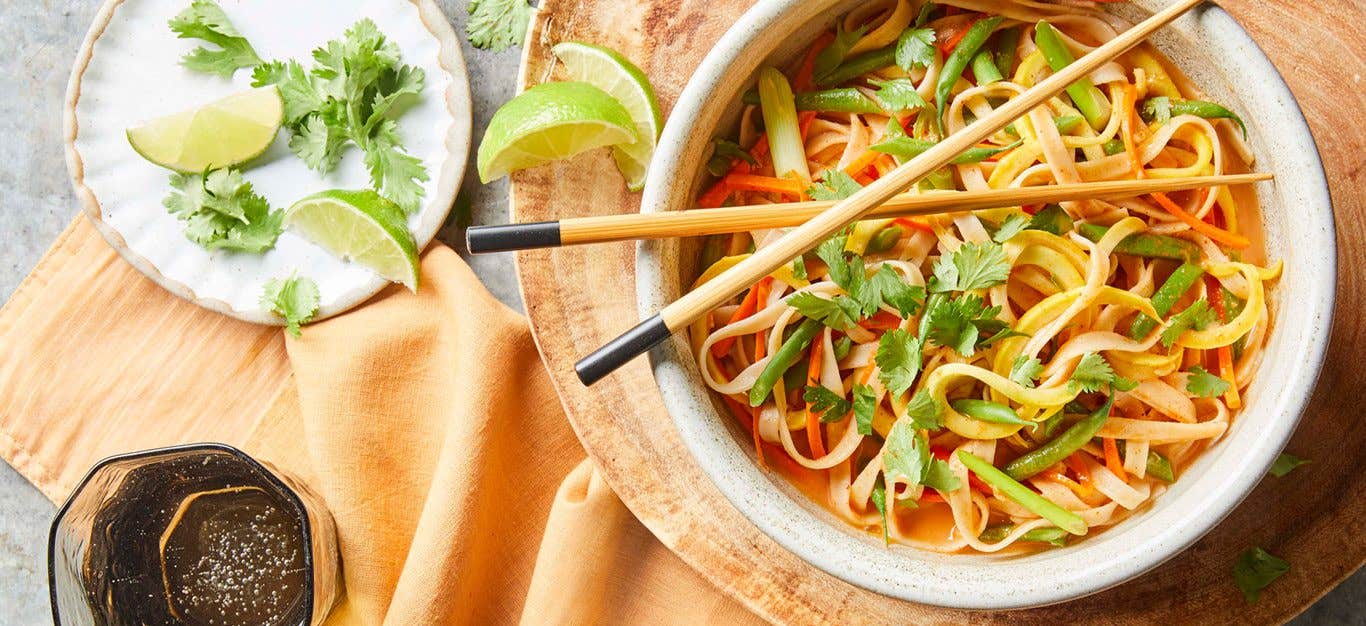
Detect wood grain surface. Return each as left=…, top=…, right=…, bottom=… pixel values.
left=509, top=0, right=1366, bottom=622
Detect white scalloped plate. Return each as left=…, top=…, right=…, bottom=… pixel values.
left=64, top=0, right=471, bottom=323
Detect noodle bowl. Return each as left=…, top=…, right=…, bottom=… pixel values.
left=639, top=0, right=1331, bottom=608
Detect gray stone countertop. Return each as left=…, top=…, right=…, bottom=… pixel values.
left=0, top=1, right=1359, bottom=623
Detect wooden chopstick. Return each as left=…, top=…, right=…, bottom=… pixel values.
left=574, top=0, right=1208, bottom=386
left=468, top=173, right=1268, bottom=252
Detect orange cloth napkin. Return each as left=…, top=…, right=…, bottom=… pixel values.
left=0, top=216, right=763, bottom=625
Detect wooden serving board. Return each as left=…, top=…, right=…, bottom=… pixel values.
left=509, top=1, right=1366, bottom=622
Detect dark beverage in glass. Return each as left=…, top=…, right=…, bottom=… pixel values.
left=49, top=444, right=340, bottom=626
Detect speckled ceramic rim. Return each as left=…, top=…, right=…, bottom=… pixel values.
left=62, top=0, right=472, bottom=325
left=639, top=0, right=1335, bottom=609
left=45, top=443, right=317, bottom=624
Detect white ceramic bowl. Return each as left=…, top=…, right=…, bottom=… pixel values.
left=638, top=0, right=1334, bottom=609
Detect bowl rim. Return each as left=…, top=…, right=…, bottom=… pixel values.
left=637, top=0, right=1335, bottom=610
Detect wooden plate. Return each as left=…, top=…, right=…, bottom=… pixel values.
left=510, top=0, right=1365, bottom=622
left=65, top=0, right=470, bottom=323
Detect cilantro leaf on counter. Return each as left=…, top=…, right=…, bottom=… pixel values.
left=1233, top=547, right=1289, bottom=603
left=164, top=169, right=283, bottom=253
left=261, top=274, right=320, bottom=337
left=168, top=0, right=263, bottom=77
left=1268, top=453, right=1310, bottom=478
left=467, top=0, right=535, bottom=51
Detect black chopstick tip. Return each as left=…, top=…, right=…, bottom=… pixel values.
left=575, top=315, right=672, bottom=385
left=465, top=221, right=562, bottom=253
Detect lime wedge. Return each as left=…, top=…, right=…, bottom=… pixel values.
left=552, top=42, right=662, bottom=192
left=127, top=86, right=283, bottom=172
left=477, top=81, right=638, bottom=183
left=284, top=190, right=420, bottom=291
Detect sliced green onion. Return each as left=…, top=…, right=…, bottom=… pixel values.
left=1034, top=21, right=1111, bottom=130
left=958, top=450, right=1088, bottom=536
left=979, top=524, right=1069, bottom=546
left=757, top=66, right=811, bottom=182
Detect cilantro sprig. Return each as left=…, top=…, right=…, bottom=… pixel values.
left=168, top=0, right=263, bottom=78
left=164, top=169, right=283, bottom=252
left=1069, top=352, right=1137, bottom=393
left=1161, top=299, right=1217, bottom=348
left=883, top=421, right=960, bottom=492
left=876, top=329, right=922, bottom=396
left=261, top=273, right=320, bottom=337
left=928, top=241, right=1011, bottom=293
left=467, top=0, right=535, bottom=52
left=1185, top=365, right=1230, bottom=398
left=252, top=20, right=429, bottom=213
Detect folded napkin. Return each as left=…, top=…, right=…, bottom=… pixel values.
left=0, top=216, right=762, bottom=625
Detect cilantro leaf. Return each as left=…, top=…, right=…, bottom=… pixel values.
left=868, top=265, right=924, bottom=318
left=467, top=0, right=534, bottom=51
left=853, top=383, right=877, bottom=435
left=1069, top=352, right=1138, bottom=393
left=895, top=27, right=937, bottom=72
left=707, top=138, right=757, bottom=177
left=876, top=329, right=922, bottom=396
left=1186, top=365, right=1231, bottom=398
left=1268, top=453, right=1310, bottom=478
left=871, top=478, right=890, bottom=545
left=869, top=78, right=928, bottom=113
left=906, top=389, right=943, bottom=430
left=791, top=255, right=808, bottom=281
left=992, top=214, right=1030, bottom=243
left=168, top=0, right=263, bottom=78
left=1161, top=299, right=1217, bottom=348
left=804, top=386, right=852, bottom=423
left=925, top=295, right=1002, bottom=356
left=813, top=22, right=867, bottom=81
left=1009, top=355, right=1043, bottom=389
left=929, top=241, right=1010, bottom=293
left=164, top=170, right=283, bottom=253
left=883, top=421, right=930, bottom=485
left=261, top=274, right=320, bottom=337
left=252, top=61, right=323, bottom=125
left=365, top=118, right=430, bottom=213
left=1233, top=547, right=1289, bottom=603
left=922, top=458, right=962, bottom=492
left=789, top=292, right=862, bottom=330
left=807, top=170, right=863, bottom=201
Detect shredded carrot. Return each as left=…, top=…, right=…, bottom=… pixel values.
left=937, top=17, right=979, bottom=56
left=793, top=33, right=836, bottom=91
left=799, top=111, right=819, bottom=141
left=842, top=150, right=882, bottom=177
left=1205, top=276, right=1242, bottom=409
left=1103, top=437, right=1126, bottom=479
left=1150, top=191, right=1251, bottom=249
left=697, top=176, right=733, bottom=208
left=893, top=217, right=935, bottom=234
left=727, top=173, right=806, bottom=198
left=710, top=277, right=772, bottom=357
left=1021, top=203, right=1042, bottom=215
left=859, top=310, right=902, bottom=330
left=918, top=491, right=945, bottom=503
left=1064, top=453, right=1097, bottom=498
left=805, top=331, right=828, bottom=459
